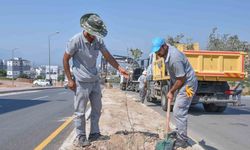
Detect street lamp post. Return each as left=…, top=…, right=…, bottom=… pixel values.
left=48, top=31, right=59, bottom=84
left=11, top=48, right=18, bottom=87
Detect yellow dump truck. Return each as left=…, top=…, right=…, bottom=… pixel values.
left=146, top=44, right=247, bottom=112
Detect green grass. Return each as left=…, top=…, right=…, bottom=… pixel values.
left=0, top=77, right=13, bottom=80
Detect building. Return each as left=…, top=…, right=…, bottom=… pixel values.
left=45, top=65, right=59, bottom=81
left=7, top=57, right=31, bottom=78
left=0, top=59, right=3, bottom=70
left=35, top=66, right=46, bottom=78
left=0, top=59, right=7, bottom=70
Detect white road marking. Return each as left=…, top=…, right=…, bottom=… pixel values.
left=58, top=92, right=67, bottom=95
left=32, top=96, right=49, bottom=100
left=57, top=117, right=73, bottom=122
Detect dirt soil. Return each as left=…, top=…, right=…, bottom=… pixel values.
left=0, top=80, right=32, bottom=88
left=67, top=86, right=193, bottom=150
left=0, top=79, right=63, bottom=89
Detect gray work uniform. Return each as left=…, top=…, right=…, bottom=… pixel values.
left=138, top=74, right=147, bottom=102
left=233, top=81, right=243, bottom=104
left=66, top=31, right=107, bottom=136
left=165, top=45, right=198, bottom=141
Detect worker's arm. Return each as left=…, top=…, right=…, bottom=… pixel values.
left=100, top=48, right=129, bottom=79
left=63, top=38, right=78, bottom=91
left=63, top=52, right=76, bottom=91
left=167, top=77, right=185, bottom=100
left=167, top=61, right=186, bottom=101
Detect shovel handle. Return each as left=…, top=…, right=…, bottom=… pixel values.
left=166, top=97, right=172, bottom=133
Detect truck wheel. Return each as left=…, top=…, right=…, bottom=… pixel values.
left=146, top=89, right=157, bottom=102
left=203, top=103, right=218, bottom=112
left=203, top=103, right=227, bottom=113
left=132, top=83, right=136, bottom=92
left=216, top=105, right=227, bottom=112
left=147, top=96, right=157, bottom=102
left=161, top=85, right=172, bottom=111
left=161, top=93, right=167, bottom=111
left=120, top=84, right=126, bottom=90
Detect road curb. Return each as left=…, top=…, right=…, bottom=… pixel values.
left=0, top=87, right=63, bottom=94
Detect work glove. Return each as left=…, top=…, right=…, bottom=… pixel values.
left=185, top=85, right=194, bottom=98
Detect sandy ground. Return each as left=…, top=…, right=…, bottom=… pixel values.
left=0, top=80, right=32, bottom=88
left=0, top=79, right=63, bottom=89
left=61, top=86, right=194, bottom=150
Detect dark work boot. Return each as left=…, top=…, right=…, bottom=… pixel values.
left=88, top=133, right=106, bottom=142
left=174, top=138, right=189, bottom=149
left=73, top=134, right=91, bottom=147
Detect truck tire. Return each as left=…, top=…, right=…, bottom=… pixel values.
left=147, top=96, right=157, bottom=102
left=132, top=83, right=136, bottom=92
left=146, top=89, right=157, bottom=102
left=203, top=103, right=227, bottom=113
left=120, top=84, right=126, bottom=91
left=161, top=93, right=167, bottom=111
left=216, top=105, right=227, bottom=112
left=203, top=103, right=217, bottom=112
left=161, top=85, right=172, bottom=111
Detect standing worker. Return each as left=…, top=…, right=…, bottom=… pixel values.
left=233, top=81, right=243, bottom=106
left=151, top=37, right=198, bottom=149
left=63, top=13, right=129, bottom=147
left=138, top=70, right=147, bottom=103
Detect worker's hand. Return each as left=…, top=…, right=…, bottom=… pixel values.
left=118, top=66, right=129, bottom=79
left=68, top=79, right=76, bottom=91
left=167, top=91, right=174, bottom=102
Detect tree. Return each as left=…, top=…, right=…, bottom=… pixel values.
left=19, top=74, right=29, bottom=79
left=57, top=75, right=65, bottom=81
left=130, top=48, right=143, bottom=61
left=36, top=75, right=45, bottom=80
left=207, top=27, right=250, bottom=51
left=166, top=34, right=195, bottom=50
left=166, top=33, right=184, bottom=46
left=0, top=70, right=7, bottom=77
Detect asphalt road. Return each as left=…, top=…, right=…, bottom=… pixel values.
left=0, top=88, right=74, bottom=150
left=125, top=90, right=250, bottom=150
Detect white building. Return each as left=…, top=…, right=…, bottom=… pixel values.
left=35, top=66, right=46, bottom=78
left=7, top=58, right=31, bottom=78
left=46, top=65, right=59, bottom=81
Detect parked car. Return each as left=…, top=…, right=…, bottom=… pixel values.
left=33, top=79, right=51, bottom=86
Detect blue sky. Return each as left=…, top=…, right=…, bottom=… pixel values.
left=0, top=0, right=250, bottom=66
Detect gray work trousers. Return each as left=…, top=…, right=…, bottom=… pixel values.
left=232, top=90, right=242, bottom=105
left=173, top=80, right=198, bottom=141
left=74, top=80, right=102, bottom=136
left=139, top=87, right=146, bottom=102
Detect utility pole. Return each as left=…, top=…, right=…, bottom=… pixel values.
left=48, top=31, right=59, bottom=83
left=11, top=48, right=18, bottom=87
